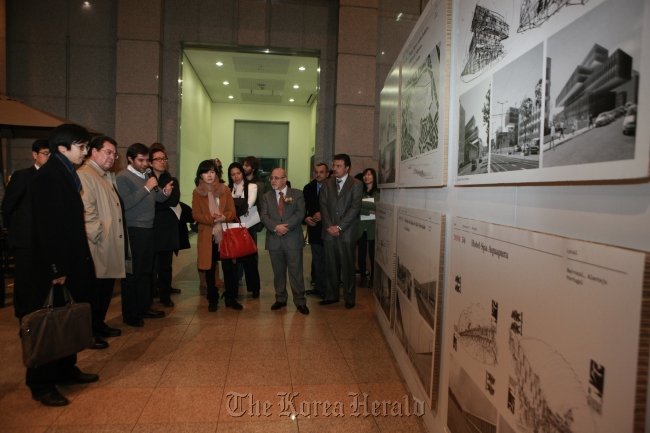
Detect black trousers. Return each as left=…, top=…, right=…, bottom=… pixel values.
left=240, top=253, right=261, bottom=293
left=92, top=278, right=115, bottom=332
left=357, top=231, right=375, bottom=281
left=12, top=246, right=30, bottom=319
left=151, top=250, right=174, bottom=302
left=205, top=242, right=238, bottom=302
left=26, top=354, right=78, bottom=396
left=121, top=227, right=153, bottom=319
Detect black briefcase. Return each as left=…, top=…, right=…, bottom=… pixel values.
left=20, top=284, right=94, bottom=368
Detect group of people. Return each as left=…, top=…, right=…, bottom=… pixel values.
left=2, top=122, right=380, bottom=407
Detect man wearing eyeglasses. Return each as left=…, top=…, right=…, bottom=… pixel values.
left=2, top=139, right=51, bottom=322
left=78, top=136, right=129, bottom=345
left=260, top=168, right=309, bottom=314
left=116, top=143, right=173, bottom=327
left=148, top=145, right=180, bottom=308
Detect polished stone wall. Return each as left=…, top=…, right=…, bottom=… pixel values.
left=6, top=0, right=117, bottom=174
left=6, top=0, right=420, bottom=178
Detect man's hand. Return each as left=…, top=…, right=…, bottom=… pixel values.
left=275, top=224, right=289, bottom=236
left=145, top=176, right=158, bottom=191
left=163, top=180, right=174, bottom=195
left=327, top=226, right=340, bottom=236
left=312, top=212, right=321, bottom=222
left=52, top=276, right=66, bottom=285
left=304, top=216, right=316, bottom=227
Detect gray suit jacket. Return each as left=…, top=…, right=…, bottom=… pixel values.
left=260, top=188, right=306, bottom=251
left=319, top=175, right=363, bottom=242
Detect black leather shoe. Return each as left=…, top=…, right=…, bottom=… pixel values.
left=229, top=299, right=244, bottom=310
left=160, top=299, right=175, bottom=308
left=123, top=316, right=145, bottom=327
left=297, top=305, right=310, bottom=315
left=252, top=291, right=260, bottom=298
left=305, top=289, right=319, bottom=295
left=170, top=287, right=182, bottom=294
left=141, top=308, right=165, bottom=319
left=95, top=326, right=121, bottom=338
left=33, top=389, right=69, bottom=407
left=271, top=302, right=287, bottom=311
left=71, top=372, right=99, bottom=384
left=208, top=302, right=218, bottom=312
left=91, top=336, right=109, bottom=350
left=345, top=302, right=356, bottom=309
left=318, top=299, right=339, bottom=306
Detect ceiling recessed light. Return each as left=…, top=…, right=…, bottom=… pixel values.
left=299, top=67, right=305, bottom=71
left=289, top=99, right=295, bottom=102
left=381, top=51, right=385, bottom=55
left=223, top=81, right=229, bottom=85
left=228, top=95, right=234, bottom=99
left=216, top=62, right=223, bottom=66
left=293, top=85, right=299, bottom=89
left=83, top=1, right=90, bottom=5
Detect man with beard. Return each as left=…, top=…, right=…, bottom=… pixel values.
left=116, top=143, right=173, bottom=327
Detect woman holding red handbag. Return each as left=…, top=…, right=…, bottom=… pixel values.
left=228, top=162, right=261, bottom=298
left=192, top=160, right=243, bottom=311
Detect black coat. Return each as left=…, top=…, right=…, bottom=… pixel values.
left=27, top=155, right=94, bottom=313
left=303, top=178, right=323, bottom=244
left=1, top=166, right=37, bottom=248
left=177, top=201, right=193, bottom=251
left=152, top=170, right=180, bottom=252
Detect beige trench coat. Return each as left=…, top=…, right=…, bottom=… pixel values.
left=78, top=161, right=131, bottom=278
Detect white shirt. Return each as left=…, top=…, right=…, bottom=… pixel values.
left=128, top=164, right=146, bottom=179
left=336, top=174, right=349, bottom=190
left=275, top=186, right=288, bottom=204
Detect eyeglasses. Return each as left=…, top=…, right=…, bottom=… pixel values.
left=151, top=157, right=168, bottom=162
left=100, top=148, right=119, bottom=159
left=269, top=176, right=286, bottom=181
left=37, top=150, right=51, bottom=157
left=72, top=143, right=88, bottom=152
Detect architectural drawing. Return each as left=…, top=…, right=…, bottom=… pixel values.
left=396, top=257, right=412, bottom=298
left=509, top=330, right=596, bottom=432
left=461, top=4, right=509, bottom=80
left=519, top=0, right=590, bottom=33
left=402, top=53, right=440, bottom=160
left=456, top=303, right=498, bottom=365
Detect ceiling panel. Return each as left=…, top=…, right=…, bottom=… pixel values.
left=183, top=48, right=319, bottom=107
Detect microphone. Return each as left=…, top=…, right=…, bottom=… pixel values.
left=145, top=168, right=160, bottom=192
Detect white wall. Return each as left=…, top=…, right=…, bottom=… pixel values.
left=212, top=102, right=313, bottom=189
left=179, top=54, right=213, bottom=202
left=380, top=2, right=650, bottom=432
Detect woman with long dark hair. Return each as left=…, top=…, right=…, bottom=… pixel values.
left=228, top=162, right=261, bottom=298
left=357, top=168, right=380, bottom=288
left=192, top=160, right=242, bottom=311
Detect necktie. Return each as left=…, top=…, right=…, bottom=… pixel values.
left=278, top=191, right=284, bottom=216
left=336, top=178, right=342, bottom=195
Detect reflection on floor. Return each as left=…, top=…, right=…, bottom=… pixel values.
left=0, top=232, right=427, bottom=432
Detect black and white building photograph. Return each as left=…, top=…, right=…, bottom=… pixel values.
left=458, top=78, right=492, bottom=176
left=447, top=354, right=501, bottom=433
left=490, top=43, right=543, bottom=172
left=373, top=262, right=393, bottom=326
left=543, top=0, right=643, bottom=167
left=394, top=290, right=435, bottom=404
left=378, top=65, right=399, bottom=187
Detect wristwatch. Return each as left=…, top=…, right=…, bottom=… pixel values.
left=336, top=225, right=342, bottom=231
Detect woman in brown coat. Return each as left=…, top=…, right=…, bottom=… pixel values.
left=192, top=160, right=242, bottom=311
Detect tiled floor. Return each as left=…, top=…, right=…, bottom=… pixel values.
left=0, top=233, right=427, bottom=432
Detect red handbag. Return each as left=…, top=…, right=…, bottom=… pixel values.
left=220, top=216, right=258, bottom=259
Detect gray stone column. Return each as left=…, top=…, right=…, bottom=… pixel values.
left=334, top=0, right=378, bottom=172
left=115, top=0, right=163, bottom=169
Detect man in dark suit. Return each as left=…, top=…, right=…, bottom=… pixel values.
left=26, top=124, right=99, bottom=406
left=318, top=154, right=363, bottom=309
left=2, top=139, right=50, bottom=321
left=260, top=168, right=309, bottom=314
left=303, top=163, right=328, bottom=298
